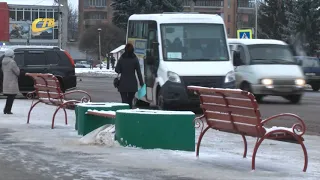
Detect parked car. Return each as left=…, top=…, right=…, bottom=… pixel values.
left=75, top=61, right=91, bottom=68
left=295, top=56, right=320, bottom=91
left=0, top=45, right=77, bottom=96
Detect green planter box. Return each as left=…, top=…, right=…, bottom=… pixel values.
left=115, top=109, right=196, bottom=152
left=75, top=102, right=129, bottom=136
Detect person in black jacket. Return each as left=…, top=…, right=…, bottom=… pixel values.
left=115, top=43, right=144, bottom=108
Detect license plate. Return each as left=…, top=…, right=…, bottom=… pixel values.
left=276, top=88, right=293, bottom=92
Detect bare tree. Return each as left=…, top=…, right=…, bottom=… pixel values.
left=79, top=23, right=126, bottom=58
left=67, top=3, right=78, bottom=41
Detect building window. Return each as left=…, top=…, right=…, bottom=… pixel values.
left=9, top=8, right=16, bottom=21
left=39, top=9, right=46, bottom=18
left=32, top=9, right=39, bottom=21
left=24, top=8, right=31, bottom=21
left=228, top=15, right=230, bottom=23
left=54, top=11, right=59, bottom=21
left=47, top=9, right=54, bottom=18
left=228, top=0, right=231, bottom=8
left=89, top=0, right=107, bottom=7
left=227, top=28, right=230, bottom=35
left=54, top=28, right=58, bottom=39
left=17, top=8, right=23, bottom=21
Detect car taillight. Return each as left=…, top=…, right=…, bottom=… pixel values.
left=64, top=51, right=75, bottom=67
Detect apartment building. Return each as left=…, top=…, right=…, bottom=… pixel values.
left=78, top=0, right=113, bottom=35
left=183, top=0, right=255, bottom=38
left=78, top=0, right=254, bottom=38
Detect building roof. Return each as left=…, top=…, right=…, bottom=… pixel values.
left=5, top=0, right=59, bottom=7
left=228, top=38, right=288, bottom=45
left=110, top=45, right=125, bottom=54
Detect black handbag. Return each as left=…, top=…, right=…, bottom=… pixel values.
left=113, top=74, right=120, bottom=88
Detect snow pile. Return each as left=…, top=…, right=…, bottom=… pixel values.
left=79, top=124, right=118, bottom=147
left=75, top=67, right=117, bottom=77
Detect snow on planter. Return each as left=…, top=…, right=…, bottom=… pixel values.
left=115, top=109, right=196, bottom=152
left=75, top=102, right=130, bottom=136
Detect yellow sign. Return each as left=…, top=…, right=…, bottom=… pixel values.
left=32, top=18, right=55, bottom=33
left=237, top=29, right=253, bottom=39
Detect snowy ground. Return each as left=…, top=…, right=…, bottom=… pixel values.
left=0, top=99, right=319, bottom=179
left=75, top=68, right=117, bottom=78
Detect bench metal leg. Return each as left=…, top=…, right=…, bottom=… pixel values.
left=296, top=136, right=308, bottom=172
left=241, top=135, right=247, bottom=158
left=52, top=104, right=68, bottom=129
left=196, top=126, right=210, bottom=157
left=252, top=130, right=308, bottom=172
left=27, top=100, right=41, bottom=124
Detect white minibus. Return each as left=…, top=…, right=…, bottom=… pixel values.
left=127, top=13, right=235, bottom=109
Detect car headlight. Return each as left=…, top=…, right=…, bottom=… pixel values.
left=261, top=78, right=273, bottom=85
left=295, top=79, right=305, bottom=86
left=167, top=71, right=181, bottom=83
left=224, top=71, right=236, bottom=83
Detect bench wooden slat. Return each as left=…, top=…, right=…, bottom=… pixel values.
left=200, top=94, right=256, bottom=108
left=86, top=111, right=116, bottom=118
left=34, top=77, right=59, bottom=87
left=207, top=120, right=265, bottom=137
left=199, top=92, right=249, bottom=99
left=35, top=85, right=60, bottom=92
left=205, top=111, right=259, bottom=125
left=201, top=104, right=258, bottom=118
left=38, top=91, right=63, bottom=99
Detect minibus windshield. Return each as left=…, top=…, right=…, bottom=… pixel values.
left=160, top=23, right=229, bottom=61
left=248, top=44, right=296, bottom=65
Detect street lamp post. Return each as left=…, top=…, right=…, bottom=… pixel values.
left=255, top=0, right=258, bottom=39
left=98, top=28, right=102, bottom=69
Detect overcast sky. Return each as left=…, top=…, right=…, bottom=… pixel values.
left=4, top=0, right=78, bottom=9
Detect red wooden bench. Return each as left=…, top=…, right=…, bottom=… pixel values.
left=25, top=73, right=92, bottom=129
left=187, top=86, right=308, bottom=172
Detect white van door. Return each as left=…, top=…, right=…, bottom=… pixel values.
left=144, top=21, right=159, bottom=102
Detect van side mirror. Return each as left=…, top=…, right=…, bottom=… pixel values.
left=233, top=51, right=243, bottom=66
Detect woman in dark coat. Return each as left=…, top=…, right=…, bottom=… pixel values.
left=115, top=43, right=144, bottom=108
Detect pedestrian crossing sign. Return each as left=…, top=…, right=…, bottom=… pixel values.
left=237, top=29, right=252, bottom=39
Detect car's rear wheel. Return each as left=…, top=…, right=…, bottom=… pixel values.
left=157, top=89, right=169, bottom=110
left=311, top=84, right=320, bottom=91
left=285, top=94, right=302, bottom=104
left=133, top=97, right=149, bottom=108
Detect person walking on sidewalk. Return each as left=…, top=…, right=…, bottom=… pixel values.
left=111, top=56, right=116, bottom=70
left=2, top=49, right=20, bottom=114
left=115, top=43, right=144, bottom=109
